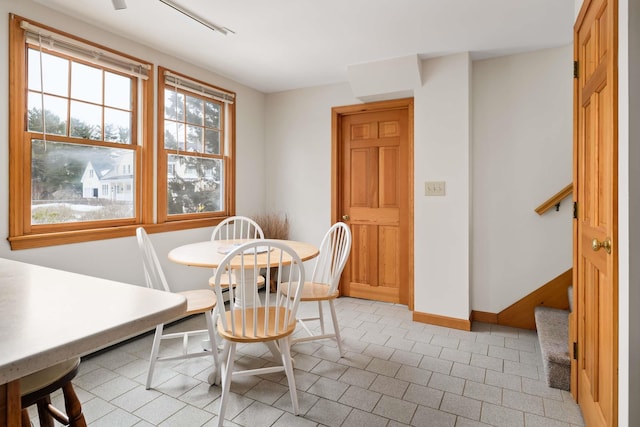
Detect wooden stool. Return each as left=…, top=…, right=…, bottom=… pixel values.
left=20, top=357, right=86, bottom=427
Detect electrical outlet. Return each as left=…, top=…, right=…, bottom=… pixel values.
left=425, top=181, right=446, bottom=196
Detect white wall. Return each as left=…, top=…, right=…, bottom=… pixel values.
left=265, top=84, right=361, bottom=247
left=471, top=46, right=574, bottom=313
left=265, top=49, right=572, bottom=321
left=413, top=53, right=472, bottom=320
left=0, top=0, right=266, bottom=291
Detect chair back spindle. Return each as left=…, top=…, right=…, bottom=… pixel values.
left=311, top=222, right=352, bottom=290
left=211, top=216, right=264, bottom=241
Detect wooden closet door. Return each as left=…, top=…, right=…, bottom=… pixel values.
left=334, top=99, right=413, bottom=306
left=572, top=0, right=618, bottom=425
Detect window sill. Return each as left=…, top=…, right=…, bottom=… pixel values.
left=8, top=218, right=227, bottom=250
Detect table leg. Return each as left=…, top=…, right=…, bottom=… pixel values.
left=233, top=267, right=259, bottom=308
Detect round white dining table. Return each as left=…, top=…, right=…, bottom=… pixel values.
left=168, top=238, right=319, bottom=309
left=168, top=239, right=318, bottom=378
left=167, top=239, right=319, bottom=269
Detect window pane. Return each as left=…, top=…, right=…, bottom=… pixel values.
left=70, top=101, right=102, bottom=140
left=164, top=89, right=184, bottom=121
left=104, top=72, right=131, bottom=109
left=27, top=92, right=68, bottom=135
left=28, top=48, right=69, bottom=96
left=164, top=121, right=184, bottom=150
left=204, top=101, right=220, bottom=128
left=185, top=95, right=203, bottom=125
left=186, top=125, right=203, bottom=152
left=167, top=154, right=222, bottom=215
left=104, top=108, right=131, bottom=144
left=204, top=129, right=220, bottom=154
left=71, top=62, right=102, bottom=104
left=31, top=139, right=135, bottom=224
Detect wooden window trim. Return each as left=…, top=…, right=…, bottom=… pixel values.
left=7, top=15, right=154, bottom=250
left=8, top=16, right=236, bottom=250
left=157, top=66, right=236, bottom=224
left=8, top=15, right=153, bottom=250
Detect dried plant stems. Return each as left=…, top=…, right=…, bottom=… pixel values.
left=252, top=212, right=289, bottom=240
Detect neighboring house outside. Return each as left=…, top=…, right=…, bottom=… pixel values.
left=81, top=156, right=134, bottom=202
left=167, top=155, right=219, bottom=190
left=81, top=155, right=218, bottom=203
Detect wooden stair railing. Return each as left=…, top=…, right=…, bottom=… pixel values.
left=535, top=183, right=573, bottom=215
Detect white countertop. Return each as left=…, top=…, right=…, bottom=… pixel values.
left=0, top=257, right=187, bottom=384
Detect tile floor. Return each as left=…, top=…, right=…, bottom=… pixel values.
left=28, top=297, right=585, bottom=426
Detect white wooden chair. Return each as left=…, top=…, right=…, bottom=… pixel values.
left=212, top=240, right=305, bottom=427
left=208, top=216, right=265, bottom=293
left=210, top=216, right=264, bottom=241
left=136, top=227, right=220, bottom=389
left=282, top=222, right=351, bottom=355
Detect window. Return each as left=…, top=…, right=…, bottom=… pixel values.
left=157, top=67, right=235, bottom=223
left=8, top=16, right=236, bottom=249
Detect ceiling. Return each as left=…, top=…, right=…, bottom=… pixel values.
left=32, top=0, right=576, bottom=93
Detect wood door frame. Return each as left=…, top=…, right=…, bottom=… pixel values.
left=331, top=98, right=415, bottom=310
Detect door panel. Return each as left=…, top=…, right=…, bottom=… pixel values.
left=379, top=225, right=400, bottom=288
left=350, top=148, right=377, bottom=207
left=572, top=0, right=617, bottom=425
left=351, top=224, right=378, bottom=287
left=334, top=100, right=412, bottom=305
left=380, top=146, right=399, bottom=207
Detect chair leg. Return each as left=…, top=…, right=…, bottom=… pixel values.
left=210, top=306, right=225, bottom=351
left=62, top=382, right=87, bottom=427
left=145, top=324, right=164, bottom=389
left=317, top=301, right=326, bottom=335
left=328, top=300, right=344, bottom=356
left=204, top=311, right=220, bottom=385
left=279, top=336, right=299, bottom=415
left=217, top=342, right=236, bottom=427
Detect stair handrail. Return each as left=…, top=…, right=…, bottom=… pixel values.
left=535, top=183, right=573, bottom=215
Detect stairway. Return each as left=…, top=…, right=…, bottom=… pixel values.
left=534, top=286, right=572, bottom=391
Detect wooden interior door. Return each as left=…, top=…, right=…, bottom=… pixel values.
left=572, top=0, right=618, bottom=425
left=332, top=99, right=413, bottom=306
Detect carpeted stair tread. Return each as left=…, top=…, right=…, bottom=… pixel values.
left=534, top=306, right=570, bottom=391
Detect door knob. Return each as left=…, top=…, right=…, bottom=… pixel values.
left=342, top=215, right=350, bottom=221
left=592, top=237, right=612, bottom=254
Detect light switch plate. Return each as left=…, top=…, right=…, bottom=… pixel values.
left=425, top=181, right=446, bottom=196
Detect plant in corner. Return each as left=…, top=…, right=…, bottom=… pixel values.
left=252, top=212, right=289, bottom=291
